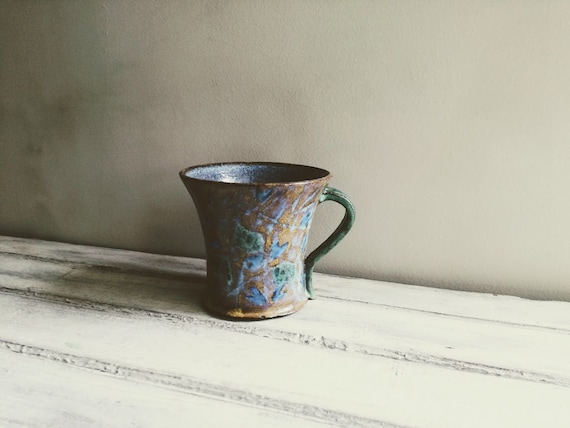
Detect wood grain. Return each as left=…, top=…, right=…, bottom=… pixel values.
left=1, top=236, right=569, bottom=427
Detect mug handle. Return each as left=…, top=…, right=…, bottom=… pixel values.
left=305, top=186, right=356, bottom=299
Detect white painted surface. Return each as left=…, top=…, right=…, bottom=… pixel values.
left=1, top=236, right=569, bottom=427
left=2, top=2, right=570, bottom=300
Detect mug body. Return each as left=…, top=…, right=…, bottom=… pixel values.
left=180, top=162, right=331, bottom=319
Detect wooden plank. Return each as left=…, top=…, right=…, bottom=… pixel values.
left=1, top=237, right=569, bottom=386
left=317, top=273, right=570, bottom=330
left=1, top=235, right=568, bottom=330
left=0, top=347, right=331, bottom=428
left=1, top=236, right=570, bottom=427
left=1, top=290, right=570, bottom=427
left=0, top=292, right=397, bottom=427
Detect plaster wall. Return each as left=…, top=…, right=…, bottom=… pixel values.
left=2, top=1, right=570, bottom=300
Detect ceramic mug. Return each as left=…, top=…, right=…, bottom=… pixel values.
left=180, top=162, right=355, bottom=319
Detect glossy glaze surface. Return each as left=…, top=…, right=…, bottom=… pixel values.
left=181, top=162, right=355, bottom=319
left=181, top=163, right=329, bottom=318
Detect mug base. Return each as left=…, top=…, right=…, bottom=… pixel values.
left=203, top=294, right=307, bottom=320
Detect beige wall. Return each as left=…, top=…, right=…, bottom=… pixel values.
left=2, top=1, right=570, bottom=300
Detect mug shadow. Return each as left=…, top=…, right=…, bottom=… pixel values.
left=45, top=258, right=211, bottom=319
left=48, top=266, right=282, bottom=323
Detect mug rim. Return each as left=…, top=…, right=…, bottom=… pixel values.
left=179, top=161, right=332, bottom=186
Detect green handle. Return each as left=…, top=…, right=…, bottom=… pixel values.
left=305, top=186, right=356, bottom=299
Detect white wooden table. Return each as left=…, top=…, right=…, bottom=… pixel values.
left=1, top=236, right=569, bottom=427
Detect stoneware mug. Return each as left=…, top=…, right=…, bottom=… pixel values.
left=180, top=162, right=355, bottom=319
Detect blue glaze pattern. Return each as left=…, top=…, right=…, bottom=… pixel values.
left=180, top=162, right=355, bottom=319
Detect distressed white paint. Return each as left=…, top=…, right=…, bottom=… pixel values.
left=1, top=236, right=569, bottom=427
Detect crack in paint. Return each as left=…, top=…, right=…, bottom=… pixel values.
left=0, top=338, right=401, bottom=428
left=1, top=286, right=568, bottom=388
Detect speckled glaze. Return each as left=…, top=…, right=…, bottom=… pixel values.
left=180, top=162, right=355, bottom=319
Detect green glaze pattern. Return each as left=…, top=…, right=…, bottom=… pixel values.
left=304, top=187, right=356, bottom=299
left=180, top=162, right=355, bottom=319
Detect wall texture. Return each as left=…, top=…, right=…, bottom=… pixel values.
left=2, top=1, right=570, bottom=300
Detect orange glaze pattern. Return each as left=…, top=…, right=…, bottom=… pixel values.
left=187, top=179, right=327, bottom=318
